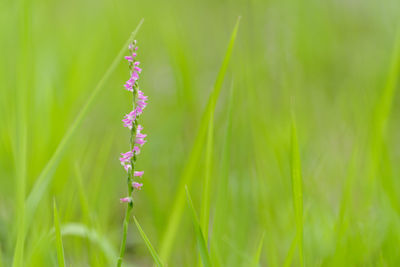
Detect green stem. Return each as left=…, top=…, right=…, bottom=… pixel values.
left=117, top=202, right=133, bottom=267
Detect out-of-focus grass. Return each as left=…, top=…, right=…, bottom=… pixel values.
left=1, top=0, right=400, bottom=266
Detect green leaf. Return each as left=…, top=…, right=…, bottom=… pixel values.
left=53, top=200, right=66, bottom=267
left=159, top=16, right=241, bottom=262
left=185, top=186, right=212, bottom=267
left=133, top=217, right=164, bottom=267
left=290, top=114, right=304, bottom=267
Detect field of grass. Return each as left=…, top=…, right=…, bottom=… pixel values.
left=1, top=0, right=400, bottom=266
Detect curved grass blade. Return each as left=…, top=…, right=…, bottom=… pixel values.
left=133, top=217, right=164, bottom=267
left=185, top=186, right=212, bottom=267
left=159, top=16, right=241, bottom=262
left=53, top=200, right=66, bottom=267
left=290, top=114, right=304, bottom=267
left=26, top=19, right=144, bottom=223
left=61, top=223, right=117, bottom=265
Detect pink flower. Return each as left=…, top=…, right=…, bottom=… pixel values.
left=134, top=66, right=142, bottom=73
left=136, top=133, right=147, bottom=139
left=134, top=62, right=140, bottom=66
left=132, top=182, right=143, bottom=190
left=138, top=91, right=148, bottom=101
left=135, top=138, right=146, bottom=145
left=134, top=171, right=144, bottom=177
left=128, top=44, right=133, bottom=50
left=131, top=71, right=139, bottom=81
left=122, top=110, right=136, bottom=129
left=124, top=77, right=136, bottom=92
left=137, top=100, right=147, bottom=110
left=133, top=146, right=141, bottom=155
left=120, top=197, right=132, bottom=203
left=119, top=150, right=133, bottom=164
left=125, top=56, right=133, bottom=62
left=124, top=164, right=131, bottom=172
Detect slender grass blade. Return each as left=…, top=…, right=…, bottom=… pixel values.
left=185, top=186, right=212, bottom=267
left=290, top=114, right=304, bottom=267
left=53, top=200, right=66, bottom=267
left=252, top=232, right=265, bottom=267
left=159, top=16, right=241, bottom=262
left=133, top=217, right=164, bottom=267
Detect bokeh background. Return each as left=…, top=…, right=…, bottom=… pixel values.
left=1, top=0, right=400, bottom=266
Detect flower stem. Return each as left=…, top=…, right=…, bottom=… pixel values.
left=117, top=45, right=140, bottom=267
left=117, top=201, right=133, bottom=267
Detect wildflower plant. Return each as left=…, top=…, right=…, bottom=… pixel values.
left=117, top=40, right=148, bottom=266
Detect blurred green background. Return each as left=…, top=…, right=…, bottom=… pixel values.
left=1, top=0, right=400, bottom=266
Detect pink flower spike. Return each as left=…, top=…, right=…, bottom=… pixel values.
left=124, top=56, right=133, bottom=62
left=134, top=62, right=140, bottom=66
left=120, top=197, right=132, bottom=203
left=132, top=182, right=143, bottom=190
left=134, top=171, right=144, bottom=177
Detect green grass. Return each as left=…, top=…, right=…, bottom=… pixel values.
left=290, top=113, right=304, bottom=267
left=53, top=200, right=66, bottom=267
left=186, top=186, right=212, bottom=267
left=1, top=0, right=400, bottom=266
left=133, top=217, right=163, bottom=267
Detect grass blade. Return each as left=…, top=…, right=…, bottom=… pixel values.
left=211, top=82, right=234, bottom=263
left=159, top=16, right=241, bottom=262
left=25, top=19, right=144, bottom=223
left=12, top=0, right=30, bottom=264
left=133, top=217, right=164, bottom=267
left=369, top=30, right=400, bottom=181
left=290, top=114, right=304, bottom=267
left=252, top=232, right=265, bottom=267
left=200, top=109, right=214, bottom=242
left=53, top=200, right=66, bottom=267
left=73, top=163, right=91, bottom=224
left=61, top=223, right=117, bottom=265
left=283, top=235, right=298, bottom=267
left=185, top=186, right=212, bottom=267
